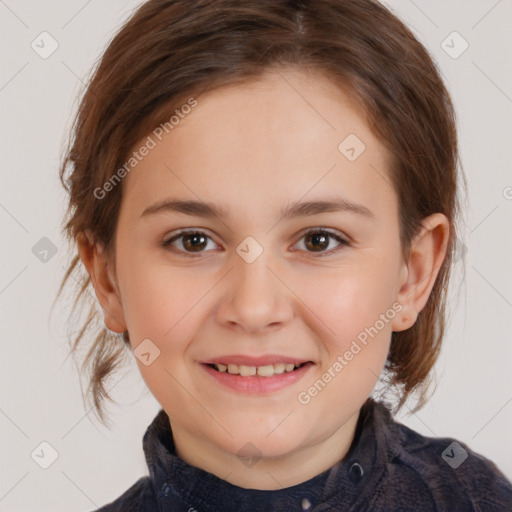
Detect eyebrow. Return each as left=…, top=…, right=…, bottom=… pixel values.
left=140, top=196, right=375, bottom=220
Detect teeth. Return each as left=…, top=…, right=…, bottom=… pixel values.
left=213, top=362, right=305, bottom=377
left=273, top=363, right=285, bottom=374
left=227, top=364, right=238, bottom=375
left=239, top=365, right=256, bottom=376
left=257, top=365, right=274, bottom=377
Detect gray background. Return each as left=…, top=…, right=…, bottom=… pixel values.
left=1, top=0, right=511, bottom=510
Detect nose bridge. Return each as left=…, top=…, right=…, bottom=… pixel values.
left=217, top=239, right=293, bottom=332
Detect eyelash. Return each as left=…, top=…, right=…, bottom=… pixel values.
left=161, top=228, right=349, bottom=258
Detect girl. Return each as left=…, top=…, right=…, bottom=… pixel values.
left=57, top=0, right=512, bottom=510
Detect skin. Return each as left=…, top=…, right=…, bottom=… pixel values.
left=78, top=67, right=449, bottom=490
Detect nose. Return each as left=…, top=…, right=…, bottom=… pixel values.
left=215, top=247, right=294, bottom=334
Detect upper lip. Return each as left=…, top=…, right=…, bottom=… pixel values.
left=202, top=355, right=312, bottom=366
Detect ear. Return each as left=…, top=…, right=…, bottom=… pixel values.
left=391, top=213, right=450, bottom=332
left=76, top=230, right=127, bottom=334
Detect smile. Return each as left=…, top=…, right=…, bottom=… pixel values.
left=200, top=360, right=314, bottom=394
left=207, top=362, right=307, bottom=377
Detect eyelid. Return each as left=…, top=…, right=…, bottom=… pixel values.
left=292, top=227, right=349, bottom=255
left=162, top=227, right=349, bottom=257
left=162, top=228, right=220, bottom=254
left=297, top=227, right=348, bottom=242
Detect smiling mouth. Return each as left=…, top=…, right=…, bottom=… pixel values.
left=205, top=362, right=309, bottom=377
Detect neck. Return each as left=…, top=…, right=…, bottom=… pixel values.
left=171, top=409, right=360, bottom=490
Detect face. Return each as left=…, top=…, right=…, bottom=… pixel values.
left=83, top=67, right=448, bottom=487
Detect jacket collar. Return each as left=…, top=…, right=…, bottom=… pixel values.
left=142, top=397, right=394, bottom=511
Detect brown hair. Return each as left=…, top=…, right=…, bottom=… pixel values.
left=55, top=0, right=466, bottom=426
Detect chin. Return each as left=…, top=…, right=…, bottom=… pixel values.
left=220, top=426, right=306, bottom=460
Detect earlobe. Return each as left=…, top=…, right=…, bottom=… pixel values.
left=76, top=230, right=127, bottom=334
left=391, top=213, right=450, bottom=332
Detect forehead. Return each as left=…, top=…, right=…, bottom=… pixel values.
left=121, top=68, right=396, bottom=223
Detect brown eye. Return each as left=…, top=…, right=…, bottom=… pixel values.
left=181, top=233, right=208, bottom=252
left=162, top=230, right=217, bottom=256
left=295, top=229, right=348, bottom=255
left=304, top=232, right=330, bottom=252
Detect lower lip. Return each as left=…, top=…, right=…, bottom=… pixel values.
left=200, top=362, right=314, bottom=394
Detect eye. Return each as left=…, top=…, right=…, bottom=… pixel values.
left=162, top=228, right=349, bottom=258
left=162, top=230, right=218, bottom=257
left=293, top=228, right=349, bottom=256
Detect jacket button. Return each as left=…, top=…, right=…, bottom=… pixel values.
left=348, top=462, right=364, bottom=484
left=301, top=497, right=312, bottom=510
left=161, top=483, right=173, bottom=496
left=300, top=492, right=317, bottom=510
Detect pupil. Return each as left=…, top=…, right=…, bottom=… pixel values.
left=307, top=233, right=327, bottom=251
left=184, top=234, right=206, bottom=251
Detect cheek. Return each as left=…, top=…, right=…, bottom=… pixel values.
left=295, top=263, right=398, bottom=343
left=118, top=253, right=206, bottom=341
left=294, top=269, right=394, bottom=417
left=291, top=262, right=396, bottom=406
left=119, top=262, right=207, bottom=405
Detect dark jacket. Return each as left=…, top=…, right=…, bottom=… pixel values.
left=94, top=398, right=512, bottom=511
